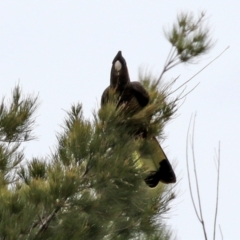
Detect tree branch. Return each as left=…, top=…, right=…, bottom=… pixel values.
left=166, top=45, right=229, bottom=98
left=186, top=115, right=201, bottom=221
left=219, top=224, right=223, bottom=240
left=213, top=142, right=221, bottom=240
left=35, top=206, right=61, bottom=237
left=186, top=114, right=208, bottom=240
left=191, top=114, right=208, bottom=240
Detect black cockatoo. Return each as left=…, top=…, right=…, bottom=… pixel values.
left=101, top=51, right=176, bottom=187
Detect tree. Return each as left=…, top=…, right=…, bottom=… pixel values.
left=0, top=12, right=211, bottom=239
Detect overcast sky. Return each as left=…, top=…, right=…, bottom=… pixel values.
left=1, top=1, right=239, bottom=239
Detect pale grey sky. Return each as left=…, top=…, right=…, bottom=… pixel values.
left=1, top=1, right=239, bottom=239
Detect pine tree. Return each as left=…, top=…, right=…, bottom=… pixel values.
left=0, top=12, right=211, bottom=239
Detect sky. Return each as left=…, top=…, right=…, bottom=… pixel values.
left=0, top=1, right=239, bottom=239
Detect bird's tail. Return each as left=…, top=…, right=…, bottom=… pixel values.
left=139, top=137, right=176, bottom=188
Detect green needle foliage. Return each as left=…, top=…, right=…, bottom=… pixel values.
left=0, top=85, right=38, bottom=185
left=165, top=11, right=211, bottom=65
left=0, top=82, right=175, bottom=240
left=0, top=11, right=212, bottom=239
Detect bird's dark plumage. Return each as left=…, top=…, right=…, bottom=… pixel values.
left=101, top=51, right=176, bottom=187
left=101, top=51, right=149, bottom=108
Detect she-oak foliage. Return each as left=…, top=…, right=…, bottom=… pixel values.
left=0, top=12, right=211, bottom=239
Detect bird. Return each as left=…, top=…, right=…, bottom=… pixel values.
left=101, top=51, right=149, bottom=110
left=101, top=51, right=176, bottom=187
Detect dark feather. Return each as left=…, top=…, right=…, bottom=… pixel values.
left=101, top=51, right=176, bottom=187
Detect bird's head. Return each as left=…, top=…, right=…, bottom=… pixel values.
left=110, top=51, right=130, bottom=89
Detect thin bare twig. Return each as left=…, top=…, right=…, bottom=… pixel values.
left=165, top=59, right=182, bottom=72
left=213, top=142, right=221, bottom=240
left=191, top=114, right=208, bottom=240
left=167, top=46, right=230, bottom=97
left=219, top=224, right=223, bottom=240
left=186, top=114, right=208, bottom=239
left=186, top=115, right=201, bottom=221
left=176, top=82, right=200, bottom=101
left=164, top=46, right=174, bottom=68
left=155, top=48, right=178, bottom=87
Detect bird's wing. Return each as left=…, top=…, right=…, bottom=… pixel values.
left=101, top=86, right=110, bottom=106
left=117, top=81, right=150, bottom=109
left=129, top=81, right=149, bottom=107
left=139, top=137, right=176, bottom=188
